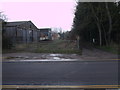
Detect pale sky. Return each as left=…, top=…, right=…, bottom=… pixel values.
left=0, top=1, right=76, bottom=31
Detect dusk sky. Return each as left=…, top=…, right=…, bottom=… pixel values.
left=1, top=1, right=76, bottom=31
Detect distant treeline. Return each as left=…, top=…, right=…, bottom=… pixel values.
left=71, top=2, right=120, bottom=46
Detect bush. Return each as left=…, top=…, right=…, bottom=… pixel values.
left=2, top=37, right=13, bottom=49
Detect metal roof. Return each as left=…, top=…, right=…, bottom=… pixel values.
left=5, top=21, right=29, bottom=27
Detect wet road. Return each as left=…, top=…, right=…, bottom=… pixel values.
left=2, top=60, right=119, bottom=85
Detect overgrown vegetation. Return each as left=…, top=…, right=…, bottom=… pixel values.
left=96, top=43, right=119, bottom=54
left=3, top=40, right=81, bottom=54
left=35, top=40, right=81, bottom=54
left=2, top=21, right=13, bottom=50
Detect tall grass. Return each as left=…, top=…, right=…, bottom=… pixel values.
left=97, top=43, right=119, bottom=54
left=3, top=40, right=81, bottom=54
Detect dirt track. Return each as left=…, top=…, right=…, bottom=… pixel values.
left=81, top=48, right=118, bottom=60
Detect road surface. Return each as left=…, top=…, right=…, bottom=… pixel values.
left=2, top=60, right=119, bottom=86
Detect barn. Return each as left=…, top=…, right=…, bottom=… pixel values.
left=3, top=21, right=38, bottom=43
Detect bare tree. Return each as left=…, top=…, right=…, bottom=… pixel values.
left=0, top=12, right=8, bottom=21
left=89, top=3, right=102, bottom=46
left=105, top=2, right=112, bottom=45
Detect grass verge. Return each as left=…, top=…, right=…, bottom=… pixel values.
left=3, top=40, right=81, bottom=54
left=96, top=43, right=119, bottom=55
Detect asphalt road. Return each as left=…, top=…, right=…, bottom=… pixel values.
left=2, top=61, right=119, bottom=85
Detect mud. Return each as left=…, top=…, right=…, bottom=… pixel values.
left=2, top=48, right=119, bottom=61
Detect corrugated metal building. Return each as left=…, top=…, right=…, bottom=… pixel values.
left=3, top=21, right=38, bottom=43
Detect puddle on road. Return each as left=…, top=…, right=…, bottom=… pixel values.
left=53, top=57, right=60, bottom=60
left=8, top=59, right=78, bottom=62
left=49, top=54, right=63, bottom=57
left=5, top=54, right=79, bottom=62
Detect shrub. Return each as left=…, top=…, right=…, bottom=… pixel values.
left=2, top=37, right=13, bottom=49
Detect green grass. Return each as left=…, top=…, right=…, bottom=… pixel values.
left=96, top=43, right=119, bottom=55
left=3, top=40, right=81, bottom=54
left=35, top=40, right=81, bottom=54
left=35, top=48, right=81, bottom=54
